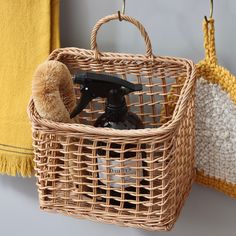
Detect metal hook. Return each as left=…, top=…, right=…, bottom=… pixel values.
left=118, top=0, right=126, bottom=21
left=205, top=0, right=214, bottom=22
left=210, top=0, right=213, bottom=18
left=122, top=0, right=126, bottom=15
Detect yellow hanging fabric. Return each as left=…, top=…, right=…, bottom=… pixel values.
left=195, top=18, right=236, bottom=198
left=0, top=0, right=60, bottom=177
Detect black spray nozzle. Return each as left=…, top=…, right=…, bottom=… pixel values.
left=70, top=72, right=142, bottom=118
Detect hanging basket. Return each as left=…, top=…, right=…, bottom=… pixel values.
left=28, top=14, right=196, bottom=231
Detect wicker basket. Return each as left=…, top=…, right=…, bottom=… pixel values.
left=28, top=14, right=196, bottom=231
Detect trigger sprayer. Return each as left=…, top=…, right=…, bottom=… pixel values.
left=70, top=72, right=142, bottom=127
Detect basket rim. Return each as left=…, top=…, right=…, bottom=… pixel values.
left=48, top=47, right=195, bottom=64
left=28, top=47, right=196, bottom=138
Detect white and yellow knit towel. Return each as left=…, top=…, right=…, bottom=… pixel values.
left=195, top=18, right=236, bottom=198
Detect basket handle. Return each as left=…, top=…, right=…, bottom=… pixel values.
left=90, top=13, right=154, bottom=60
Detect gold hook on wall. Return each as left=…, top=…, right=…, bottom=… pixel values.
left=122, top=0, right=126, bottom=15
left=118, top=0, right=126, bottom=21
left=209, top=0, right=214, bottom=18
left=205, top=0, right=214, bottom=22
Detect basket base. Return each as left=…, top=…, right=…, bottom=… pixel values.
left=41, top=207, right=175, bottom=231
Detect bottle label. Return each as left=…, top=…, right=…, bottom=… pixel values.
left=97, top=158, right=143, bottom=188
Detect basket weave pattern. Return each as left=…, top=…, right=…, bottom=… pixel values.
left=28, top=14, right=196, bottom=231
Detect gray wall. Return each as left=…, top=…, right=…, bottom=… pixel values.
left=1, top=1, right=236, bottom=236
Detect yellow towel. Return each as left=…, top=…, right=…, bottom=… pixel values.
left=0, top=0, right=60, bottom=177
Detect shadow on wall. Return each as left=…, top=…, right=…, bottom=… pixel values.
left=0, top=175, right=37, bottom=201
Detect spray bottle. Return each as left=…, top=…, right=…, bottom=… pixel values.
left=71, top=72, right=149, bottom=208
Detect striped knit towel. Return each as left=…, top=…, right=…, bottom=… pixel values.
left=195, top=18, right=236, bottom=198
left=161, top=18, right=236, bottom=198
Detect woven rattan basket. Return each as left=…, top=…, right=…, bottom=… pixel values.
left=28, top=14, right=196, bottom=231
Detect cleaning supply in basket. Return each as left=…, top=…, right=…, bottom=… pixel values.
left=32, top=60, right=79, bottom=123
left=71, top=72, right=149, bottom=208
left=32, top=60, right=81, bottom=185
